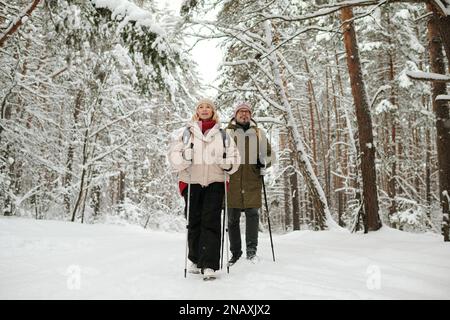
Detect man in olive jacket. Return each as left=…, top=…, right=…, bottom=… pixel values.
left=226, top=101, right=272, bottom=265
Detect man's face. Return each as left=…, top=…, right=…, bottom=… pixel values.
left=236, top=109, right=251, bottom=125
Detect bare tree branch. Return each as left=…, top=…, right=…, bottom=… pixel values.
left=259, top=0, right=449, bottom=23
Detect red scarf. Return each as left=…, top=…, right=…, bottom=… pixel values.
left=199, top=119, right=216, bottom=134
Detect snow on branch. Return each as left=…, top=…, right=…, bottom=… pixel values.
left=317, top=0, right=450, bottom=16
left=222, top=59, right=275, bottom=83
left=261, top=26, right=341, bottom=60
left=406, top=70, right=450, bottom=82
left=0, top=0, right=42, bottom=48
left=259, top=0, right=389, bottom=22
left=88, top=106, right=147, bottom=139
left=370, top=85, right=391, bottom=108
left=91, top=0, right=166, bottom=35
left=260, top=1, right=449, bottom=23
left=86, top=134, right=135, bottom=166
left=436, top=94, right=450, bottom=101
left=316, top=0, right=387, bottom=8
left=254, top=116, right=284, bottom=125
left=248, top=74, right=286, bottom=113
left=260, top=6, right=344, bottom=22
left=190, top=19, right=266, bottom=44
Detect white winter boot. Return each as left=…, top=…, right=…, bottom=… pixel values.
left=202, top=268, right=216, bottom=280
left=188, top=262, right=200, bottom=274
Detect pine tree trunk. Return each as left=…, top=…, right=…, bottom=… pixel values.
left=426, top=5, right=450, bottom=241
left=334, top=49, right=352, bottom=226
left=1, top=85, right=13, bottom=215
left=325, top=68, right=332, bottom=207
left=118, top=169, right=126, bottom=205
left=305, top=59, right=318, bottom=175
left=2, top=145, right=13, bottom=216
left=417, top=34, right=432, bottom=219
left=309, top=194, right=317, bottom=230
left=341, top=7, right=381, bottom=232
left=305, top=58, right=328, bottom=192
left=64, top=90, right=84, bottom=216
left=426, top=126, right=432, bottom=218
left=92, top=184, right=101, bottom=217
left=334, top=49, right=348, bottom=225
left=413, top=126, right=421, bottom=196
left=71, top=128, right=89, bottom=222
left=387, top=33, right=398, bottom=226
left=290, top=166, right=300, bottom=231
left=300, top=188, right=307, bottom=227
left=289, top=139, right=301, bottom=231
left=280, top=129, right=291, bottom=230
left=429, top=4, right=450, bottom=72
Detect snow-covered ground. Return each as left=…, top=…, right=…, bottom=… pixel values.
left=1, top=217, right=449, bottom=300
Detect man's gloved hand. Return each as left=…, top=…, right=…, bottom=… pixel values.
left=260, top=167, right=267, bottom=176
left=257, top=158, right=267, bottom=175
left=257, top=158, right=266, bottom=169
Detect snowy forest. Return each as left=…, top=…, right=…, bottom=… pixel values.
left=1, top=0, right=450, bottom=241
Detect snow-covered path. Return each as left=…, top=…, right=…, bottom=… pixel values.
left=1, top=217, right=449, bottom=299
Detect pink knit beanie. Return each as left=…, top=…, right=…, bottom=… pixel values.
left=234, top=101, right=252, bottom=118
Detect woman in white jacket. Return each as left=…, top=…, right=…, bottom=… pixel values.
left=168, top=98, right=240, bottom=280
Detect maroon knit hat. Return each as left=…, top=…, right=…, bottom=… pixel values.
left=234, top=101, right=252, bottom=118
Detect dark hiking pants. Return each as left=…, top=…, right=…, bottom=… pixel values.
left=183, top=182, right=224, bottom=271
left=228, top=208, right=259, bottom=258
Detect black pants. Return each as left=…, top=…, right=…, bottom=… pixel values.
left=183, top=182, right=224, bottom=271
left=228, top=208, right=259, bottom=257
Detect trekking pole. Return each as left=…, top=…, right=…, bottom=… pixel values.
left=220, top=129, right=230, bottom=273
left=224, top=171, right=230, bottom=273
left=184, top=169, right=192, bottom=278
left=262, top=176, right=275, bottom=262
left=183, top=129, right=193, bottom=278
left=221, top=199, right=226, bottom=270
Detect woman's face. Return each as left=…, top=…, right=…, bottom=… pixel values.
left=197, top=103, right=214, bottom=120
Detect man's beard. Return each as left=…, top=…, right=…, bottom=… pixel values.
left=236, top=119, right=251, bottom=131
left=236, top=118, right=250, bottom=126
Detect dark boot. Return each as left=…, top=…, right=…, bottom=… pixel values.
left=228, top=251, right=242, bottom=266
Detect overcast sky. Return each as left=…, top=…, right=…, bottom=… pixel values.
left=156, top=0, right=222, bottom=97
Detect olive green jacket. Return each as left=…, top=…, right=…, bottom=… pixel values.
left=226, top=119, right=272, bottom=209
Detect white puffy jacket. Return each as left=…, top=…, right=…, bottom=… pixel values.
left=167, top=121, right=241, bottom=186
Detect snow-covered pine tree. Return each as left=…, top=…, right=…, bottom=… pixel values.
left=0, top=0, right=202, bottom=229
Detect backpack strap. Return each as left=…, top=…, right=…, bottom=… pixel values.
left=220, top=128, right=233, bottom=172
left=182, top=127, right=190, bottom=145
left=219, top=128, right=230, bottom=159
left=182, top=126, right=194, bottom=150
left=219, top=128, right=229, bottom=148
